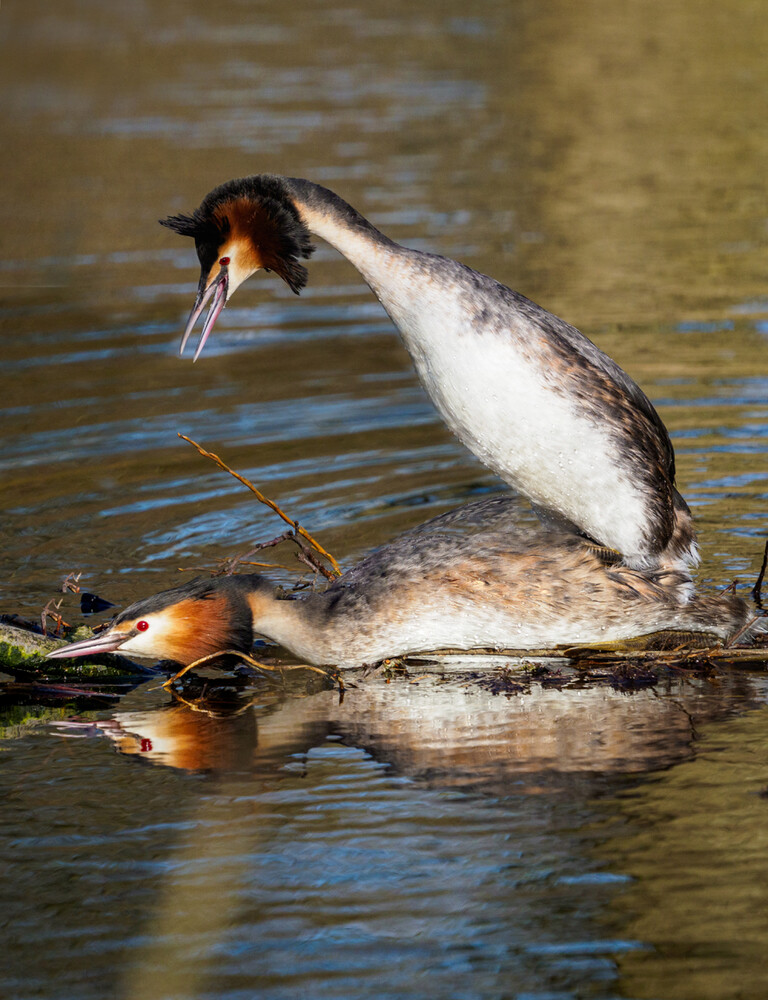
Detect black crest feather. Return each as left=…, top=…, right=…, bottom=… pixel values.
left=159, top=210, right=229, bottom=250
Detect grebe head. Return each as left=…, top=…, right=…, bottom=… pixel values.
left=160, top=176, right=314, bottom=360
left=46, top=576, right=266, bottom=666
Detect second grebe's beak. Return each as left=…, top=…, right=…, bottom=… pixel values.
left=179, top=257, right=230, bottom=362
left=46, top=627, right=134, bottom=660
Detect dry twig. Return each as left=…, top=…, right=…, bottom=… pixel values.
left=41, top=598, right=70, bottom=637
left=179, top=434, right=341, bottom=579
left=61, top=571, right=82, bottom=594
left=159, top=647, right=342, bottom=691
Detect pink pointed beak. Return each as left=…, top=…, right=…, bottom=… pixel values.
left=46, top=628, right=130, bottom=660
left=179, top=258, right=230, bottom=362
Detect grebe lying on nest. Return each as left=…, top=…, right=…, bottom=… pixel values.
left=48, top=498, right=761, bottom=670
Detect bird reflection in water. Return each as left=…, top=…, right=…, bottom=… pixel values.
left=52, top=667, right=766, bottom=791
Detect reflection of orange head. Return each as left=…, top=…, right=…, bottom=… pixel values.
left=107, top=702, right=260, bottom=772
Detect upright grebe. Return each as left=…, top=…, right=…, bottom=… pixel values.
left=47, top=498, right=757, bottom=670
left=160, top=175, right=696, bottom=575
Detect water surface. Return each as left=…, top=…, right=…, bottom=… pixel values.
left=2, top=1, right=768, bottom=997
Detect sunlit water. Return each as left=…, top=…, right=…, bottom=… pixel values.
left=2, top=1, right=768, bottom=998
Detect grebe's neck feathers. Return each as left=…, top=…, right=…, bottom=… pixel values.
left=283, top=176, right=395, bottom=246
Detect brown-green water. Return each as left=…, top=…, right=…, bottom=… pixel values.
left=1, top=1, right=768, bottom=997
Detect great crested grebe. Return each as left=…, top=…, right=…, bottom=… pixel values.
left=160, top=175, right=696, bottom=575
left=47, top=498, right=759, bottom=670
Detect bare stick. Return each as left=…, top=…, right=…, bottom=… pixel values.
left=179, top=434, right=342, bottom=577
left=225, top=529, right=338, bottom=582
left=220, top=531, right=298, bottom=575
left=293, top=544, right=334, bottom=580
left=61, top=571, right=82, bottom=594
left=751, top=539, right=768, bottom=605
left=41, top=598, right=69, bottom=637
left=725, top=615, right=762, bottom=649
left=160, top=648, right=338, bottom=689
left=229, top=561, right=299, bottom=571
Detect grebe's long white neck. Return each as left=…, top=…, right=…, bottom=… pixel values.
left=161, top=175, right=696, bottom=575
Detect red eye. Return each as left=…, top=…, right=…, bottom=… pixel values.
left=219, top=256, right=230, bottom=266
left=136, top=620, right=149, bottom=632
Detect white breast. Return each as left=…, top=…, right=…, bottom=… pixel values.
left=376, top=268, right=649, bottom=559
left=327, top=599, right=639, bottom=667
left=315, top=221, right=656, bottom=564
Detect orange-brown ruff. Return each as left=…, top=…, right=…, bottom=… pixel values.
left=48, top=499, right=762, bottom=669
left=161, top=175, right=696, bottom=578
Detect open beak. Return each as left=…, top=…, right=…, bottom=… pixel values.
left=179, top=258, right=230, bottom=362
left=46, top=628, right=131, bottom=660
